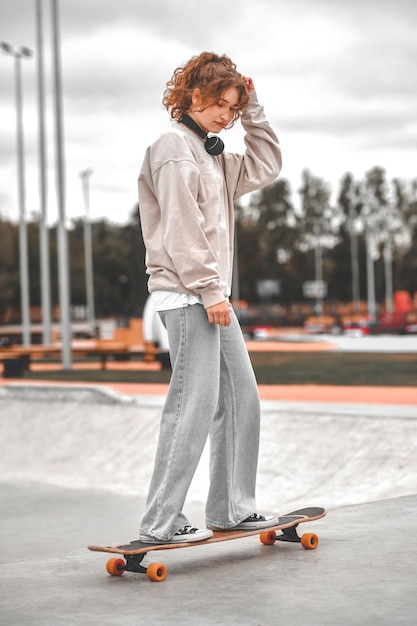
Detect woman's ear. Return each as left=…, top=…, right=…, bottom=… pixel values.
left=191, top=88, right=201, bottom=108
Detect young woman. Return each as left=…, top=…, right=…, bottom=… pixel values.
left=138, top=52, right=282, bottom=544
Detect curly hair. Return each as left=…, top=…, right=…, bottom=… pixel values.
left=163, top=52, right=249, bottom=125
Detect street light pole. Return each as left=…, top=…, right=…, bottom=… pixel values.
left=51, top=0, right=72, bottom=369
left=383, top=203, right=394, bottom=315
left=1, top=41, right=32, bottom=346
left=313, top=218, right=324, bottom=315
left=80, top=169, right=96, bottom=337
left=349, top=207, right=361, bottom=314
left=35, top=0, right=52, bottom=345
left=364, top=212, right=377, bottom=323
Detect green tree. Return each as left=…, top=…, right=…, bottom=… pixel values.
left=298, top=169, right=339, bottom=311
left=234, top=201, right=262, bottom=302
left=362, top=167, right=412, bottom=309
left=237, top=179, right=301, bottom=303
left=0, top=217, right=19, bottom=315
left=336, top=173, right=366, bottom=306
left=391, top=178, right=417, bottom=295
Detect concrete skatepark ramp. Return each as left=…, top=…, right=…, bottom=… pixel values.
left=1, top=383, right=416, bottom=512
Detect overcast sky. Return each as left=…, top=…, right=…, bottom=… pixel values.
left=1, top=0, right=416, bottom=225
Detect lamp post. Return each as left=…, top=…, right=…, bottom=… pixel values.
left=364, top=212, right=377, bottom=323
left=1, top=41, right=32, bottom=345
left=35, top=0, right=52, bottom=345
left=51, top=0, right=72, bottom=369
left=313, top=218, right=324, bottom=315
left=349, top=203, right=361, bottom=314
left=383, top=203, right=394, bottom=315
left=80, top=169, right=95, bottom=337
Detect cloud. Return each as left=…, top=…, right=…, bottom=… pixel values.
left=1, top=0, right=416, bottom=225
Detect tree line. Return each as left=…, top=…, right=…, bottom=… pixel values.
left=236, top=167, right=417, bottom=315
left=1, top=166, right=416, bottom=325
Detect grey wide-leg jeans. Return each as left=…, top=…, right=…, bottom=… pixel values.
left=139, top=303, right=260, bottom=541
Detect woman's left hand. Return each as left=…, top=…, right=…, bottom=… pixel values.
left=242, top=76, right=255, bottom=93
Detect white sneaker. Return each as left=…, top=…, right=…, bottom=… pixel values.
left=139, top=525, right=213, bottom=544
left=234, top=514, right=278, bottom=530
left=209, top=513, right=279, bottom=531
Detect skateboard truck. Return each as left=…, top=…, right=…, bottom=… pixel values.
left=260, top=523, right=319, bottom=549
left=106, top=552, right=168, bottom=581
left=124, top=553, right=147, bottom=574
left=278, top=524, right=303, bottom=543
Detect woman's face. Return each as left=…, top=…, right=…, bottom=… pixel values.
left=190, top=86, right=240, bottom=134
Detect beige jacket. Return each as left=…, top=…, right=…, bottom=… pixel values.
left=138, top=92, right=282, bottom=309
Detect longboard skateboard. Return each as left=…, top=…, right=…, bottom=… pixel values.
left=88, top=506, right=326, bottom=581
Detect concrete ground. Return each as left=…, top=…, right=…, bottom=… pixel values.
left=1, top=382, right=416, bottom=625
left=1, top=483, right=416, bottom=626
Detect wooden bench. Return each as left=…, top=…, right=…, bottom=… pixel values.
left=1, top=341, right=170, bottom=375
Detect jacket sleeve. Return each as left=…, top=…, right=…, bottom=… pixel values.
left=223, top=91, right=282, bottom=200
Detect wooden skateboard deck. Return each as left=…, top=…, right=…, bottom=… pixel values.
left=88, top=506, right=326, bottom=581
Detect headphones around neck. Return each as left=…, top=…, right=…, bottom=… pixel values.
left=180, top=114, right=224, bottom=156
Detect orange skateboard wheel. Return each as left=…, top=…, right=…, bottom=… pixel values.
left=146, top=563, right=167, bottom=582
left=301, top=533, right=319, bottom=550
left=106, top=557, right=126, bottom=576
left=260, top=531, right=277, bottom=545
